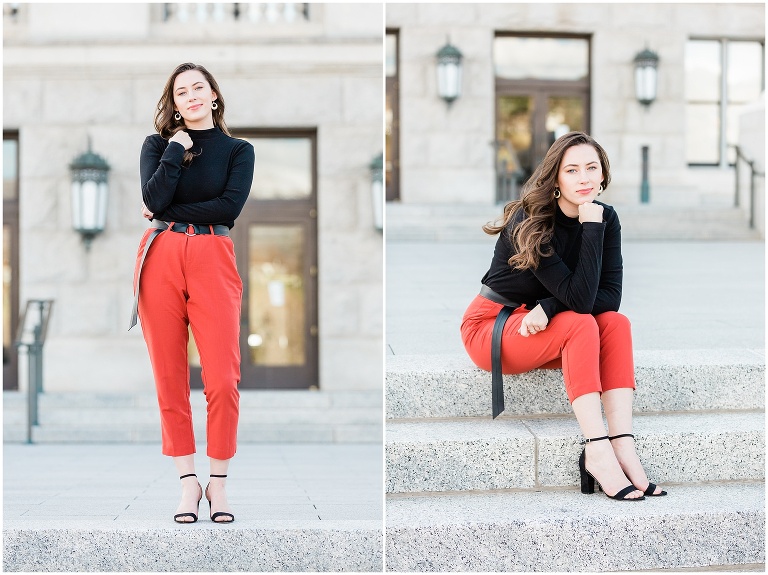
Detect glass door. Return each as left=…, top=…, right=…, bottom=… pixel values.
left=3, top=133, right=19, bottom=390
left=494, top=34, right=590, bottom=203
left=188, top=131, right=318, bottom=390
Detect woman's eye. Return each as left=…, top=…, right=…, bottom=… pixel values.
left=195, top=86, right=203, bottom=90
left=178, top=92, right=186, bottom=96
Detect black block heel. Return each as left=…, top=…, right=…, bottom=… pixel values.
left=174, top=473, right=202, bottom=523
left=578, top=436, right=645, bottom=501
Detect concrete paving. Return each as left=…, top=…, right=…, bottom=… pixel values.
left=386, top=239, right=765, bottom=355
left=3, top=443, right=383, bottom=571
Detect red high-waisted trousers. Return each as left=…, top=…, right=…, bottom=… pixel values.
left=134, top=227, right=242, bottom=459
left=461, top=295, right=635, bottom=402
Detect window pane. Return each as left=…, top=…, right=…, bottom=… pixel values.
left=245, top=138, right=312, bottom=200
left=546, top=96, right=585, bottom=147
left=247, top=224, right=305, bottom=367
left=686, top=103, right=720, bottom=164
left=494, top=36, right=588, bottom=81
left=386, top=91, right=394, bottom=188
left=726, top=103, right=747, bottom=163
left=685, top=40, right=721, bottom=102
left=386, top=33, right=397, bottom=77
left=728, top=41, right=763, bottom=103
left=3, top=225, right=11, bottom=360
left=3, top=139, right=18, bottom=200
left=497, top=95, right=534, bottom=175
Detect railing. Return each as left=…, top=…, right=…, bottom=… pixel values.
left=731, top=144, right=765, bottom=229
left=14, top=300, right=54, bottom=444
left=161, top=3, right=310, bottom=24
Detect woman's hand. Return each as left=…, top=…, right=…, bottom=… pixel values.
left=519, top=304, right=549, bottom=337
left=578, top=201, right=604, bottom=224
left=141, top=203, right=154, bottom=220
left=169, top=129, right=193, bottom=150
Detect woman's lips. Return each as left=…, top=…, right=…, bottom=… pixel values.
left=576, top=188, right=593, bottom=194
left=188, top=104, right=202, bottom=111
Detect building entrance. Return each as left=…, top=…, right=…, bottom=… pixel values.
left=494, top=34, right=590, bottom=203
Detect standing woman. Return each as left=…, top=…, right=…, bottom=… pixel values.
left=461, top=131, right=665, bottom=501
left=130, top=63, right=255, bottom=522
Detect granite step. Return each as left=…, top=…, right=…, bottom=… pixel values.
left=4, top=521, right=382, bottom=572
left=3, top=390, right=382, bottom=444
left=385, top=203, right=760, bottom=242
left=386, top=349, right=765, bottom=419
left=385, top=482, right=764, bottom=571
left=386, top=411, right=764, bottom=493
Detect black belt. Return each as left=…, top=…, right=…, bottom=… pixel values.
left=480, top=285, right=521, bottom=419
left=128, top=221, right=231, bottom=330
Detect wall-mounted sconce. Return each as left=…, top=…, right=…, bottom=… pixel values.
left=369, top=153, right=383, bottom=232
left=70, top=138, right=110, bottom=251
left=634, top=47, right=659, bottom=107
left=436, top=39, right=463, bottom=106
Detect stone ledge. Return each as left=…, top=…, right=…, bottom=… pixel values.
left=386, top=411, right=764, bottom=493
left=385, top=483, right=764, bottom=571
left=386, top=349, right=765, bottom=419
left=3, top=521, right=382, bottom=572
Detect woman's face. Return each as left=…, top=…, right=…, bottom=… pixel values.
left=172, top=69, right=217, bottom=127
left=556, top=144, right=603, bottom=217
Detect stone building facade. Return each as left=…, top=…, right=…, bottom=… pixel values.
left=385, top=3, right=764, bottom=208
left=3, top=3, right=383, bottom=395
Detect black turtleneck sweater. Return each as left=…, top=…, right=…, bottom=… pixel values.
left=140, top=126, right=255, bottom=228
left=481, top=201, right=623, bottom=319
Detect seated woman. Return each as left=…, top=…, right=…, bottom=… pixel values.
left=461, top=131, right=666, bottom=501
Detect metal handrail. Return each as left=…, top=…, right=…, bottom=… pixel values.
left=14, top=299, right=54, bottom=444
left=731, top=144, right=765, bottom=229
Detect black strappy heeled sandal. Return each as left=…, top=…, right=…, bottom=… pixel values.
left=609, top=433, right=667, bottom=496
left=578, top=435, right=645, bottom=501
left=174, top=473, right=202, bottom=523
left=205, top=474, right=235, bottom=523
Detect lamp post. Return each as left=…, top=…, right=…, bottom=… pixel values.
left=436, top=39, right=463, bottom=106
left=370, top=153, right=383, bottom=232
left=70, top=138, right=110, bottom=251
left=633, top=48, right=659, bottom=107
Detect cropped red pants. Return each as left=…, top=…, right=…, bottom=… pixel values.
left=461, top=295, right=635, bottom=402
left=134, top=227, right=242, bottom=459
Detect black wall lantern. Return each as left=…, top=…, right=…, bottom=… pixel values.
left=634, top=48, right=659, bottom=107
left=70, top=139, right=110, bottom=250
left=436, top=39, right=463, bottom=106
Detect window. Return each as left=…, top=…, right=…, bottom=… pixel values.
left=685, top=39, right=764, bottom=166
left=386, top=29, right=399, bottom=201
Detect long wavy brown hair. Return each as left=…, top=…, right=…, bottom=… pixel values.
left=483, top=131, right=611, bottom=270
left=154, top=63, right=231, bottom=166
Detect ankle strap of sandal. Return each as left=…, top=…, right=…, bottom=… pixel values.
left=179, top=473, right=197, bottom=480
left=608, top=433, right=635, bottom=440
left=581, top=435, right=610, bottom=445
left=210, top=474, right=227, bottom=478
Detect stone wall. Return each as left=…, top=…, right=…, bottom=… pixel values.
left=386, top=3, right=765, bottom=206
left=3, top=3, right=383, bottom=392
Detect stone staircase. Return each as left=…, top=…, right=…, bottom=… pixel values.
left=3, top=389, right=381, bottom=444
left=386, top=203, right=762, bottom=242
left=385, top=349, right=765, bottom=571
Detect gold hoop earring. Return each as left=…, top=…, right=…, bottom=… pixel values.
left=211, top=101, right=218, bottom=110
left=174, top=112, right=181, bottom=121
left=554, top=187, right=561, bottom=199
left=598, top=184, right=604, bottom=196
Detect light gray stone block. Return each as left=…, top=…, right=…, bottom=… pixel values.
left=386, top=350, right=765, bottom=419
left=386, top=412, right=764, bottom=493
left=385, top=483, right=765, bottom=571
left=3, top=523, right=382, bottom=572
left=386, top=420, right=535, bottom=493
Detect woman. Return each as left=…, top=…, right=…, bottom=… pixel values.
left=461, top=131, right=665, bottom=501
left=130, top=63, right=255, bottom=522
